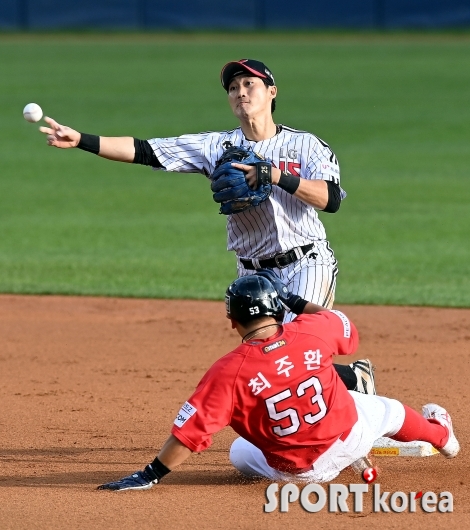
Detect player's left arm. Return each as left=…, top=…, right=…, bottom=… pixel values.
left=252, top=137, right=342, bottom=211
left=232, top=163, right=331, bottom=210
left=272, top=166, right=329, bottom=210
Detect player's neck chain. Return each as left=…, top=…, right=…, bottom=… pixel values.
left=242, top=324, right=281, bottom=343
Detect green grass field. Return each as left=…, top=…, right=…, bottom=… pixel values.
left=1, top=32, right=469, bottom=305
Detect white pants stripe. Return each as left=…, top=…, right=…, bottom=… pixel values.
left=229, top=392, right=406, bottom=483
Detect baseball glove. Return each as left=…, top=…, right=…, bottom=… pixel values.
left=210, top=146, right=272, bottom=215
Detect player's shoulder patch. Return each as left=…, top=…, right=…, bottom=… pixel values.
left=329, top=310, right=351, bottom=338
left=174, top=401, right=197, bottom=428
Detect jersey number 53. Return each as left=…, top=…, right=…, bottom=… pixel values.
left=265, top=376, right=327, bottom=437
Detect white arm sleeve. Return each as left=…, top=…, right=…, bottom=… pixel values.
left=148, top=133, right=210, bottom=174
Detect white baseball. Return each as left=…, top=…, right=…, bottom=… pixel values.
left=23, top=103, right=43, bottom=123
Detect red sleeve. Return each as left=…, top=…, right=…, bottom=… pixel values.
left=293, top=310, right=358, bottom=356
left=170, top=352, right=243, bottom=452
left=323, top=310, right=358, bottom=355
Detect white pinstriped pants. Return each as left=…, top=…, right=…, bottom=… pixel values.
left=236, top=240, right=338, bottom=323
left=229, top=392, right=406, bottom=483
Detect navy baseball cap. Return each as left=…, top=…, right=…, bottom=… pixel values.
left=220, top=59, right=275, bottom=92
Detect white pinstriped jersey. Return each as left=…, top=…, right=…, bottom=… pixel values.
left=148, top=125, right=343, bottom=260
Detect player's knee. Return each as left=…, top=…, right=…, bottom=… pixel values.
left=229, top=437, right=248, bottom=470
left=380, top=396, right=406, bottom=436
left=229, top=437, right=265, bottom=477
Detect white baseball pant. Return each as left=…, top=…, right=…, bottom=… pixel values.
left=229, top=392, right=406, bottom=483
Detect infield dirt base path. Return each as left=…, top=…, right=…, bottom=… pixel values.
left=0, top=295, right=468, bottom=529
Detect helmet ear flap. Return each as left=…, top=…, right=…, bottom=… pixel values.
left=225, top=276, right=285, bottom=323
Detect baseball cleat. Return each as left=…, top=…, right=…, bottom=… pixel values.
left=422, top=403, right=460, bottom=458
left=349, top=359, right=376, bottom=395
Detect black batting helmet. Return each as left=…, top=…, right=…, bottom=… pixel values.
left=225, top=275, right=284, bottom=323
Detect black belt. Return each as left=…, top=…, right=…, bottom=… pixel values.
left=240, top=244, right=316, bottom=270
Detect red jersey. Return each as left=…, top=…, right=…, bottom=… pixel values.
left=171, top=310, right=359, bottom=473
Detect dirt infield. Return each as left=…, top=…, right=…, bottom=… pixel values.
left=0, top=295, right=468, bottom=529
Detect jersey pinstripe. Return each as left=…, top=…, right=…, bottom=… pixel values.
left=148, top=125, right=344, bottom=260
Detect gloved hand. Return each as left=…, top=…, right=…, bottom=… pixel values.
left=97, top=465, right=159, bottom=491
left=255, top=268, right=308, bottom=315
left=210, top=146, right=272, bottom=215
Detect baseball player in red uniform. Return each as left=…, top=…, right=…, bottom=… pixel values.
left=98, top=272, right=459, bottom=490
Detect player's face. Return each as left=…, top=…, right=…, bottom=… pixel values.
left=228, top=76, right=276, bottom=120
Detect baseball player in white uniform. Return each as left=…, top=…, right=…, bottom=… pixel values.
left=148, top=122, right=341, bottom=316
left=39, top=58, right=374, bottom=394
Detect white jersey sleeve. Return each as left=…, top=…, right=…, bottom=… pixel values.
left=147, top=133, right=212, bottom=174
left=303, top=136, right=346, bottom=199
left=305, top=137, right=340, bottom=185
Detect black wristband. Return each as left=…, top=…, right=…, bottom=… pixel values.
left=277, top=172, right=300, bottom=195
left=148, top=457, right=171, bottom=481
left=77, top=133, right=100, bottom=154
left=287, top=295, right=309, bottom=315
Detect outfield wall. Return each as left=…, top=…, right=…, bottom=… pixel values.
left=1, top=0, right=470, bottom=30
